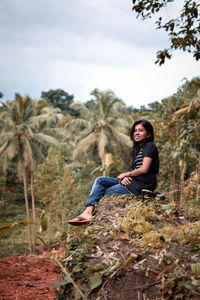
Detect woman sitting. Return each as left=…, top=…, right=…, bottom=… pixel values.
left=68, top=119, right=159, bottom=226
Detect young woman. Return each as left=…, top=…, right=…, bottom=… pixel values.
left=68, top=119, right=159, bottom=226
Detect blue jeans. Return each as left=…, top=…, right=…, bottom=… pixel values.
left=85, top=176, right=130, bottom=207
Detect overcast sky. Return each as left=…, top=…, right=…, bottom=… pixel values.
left=0, top=0, right=199, bottom=108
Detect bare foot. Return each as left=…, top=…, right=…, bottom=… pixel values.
left=68, top=206, right=94, bottom=226
left=78, top=211, right=92, bottom=221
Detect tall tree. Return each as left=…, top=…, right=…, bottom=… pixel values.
left=0, top=94, right=61, bottom=251
left=155, top=77, right=200, bottom=198
left=158, top=77, right=200, bottom=121
left=41, top=89, right=75, bottom=115
left=132, top=0, right=200, bottom=65
left=65, top=89, right=132, bottom=175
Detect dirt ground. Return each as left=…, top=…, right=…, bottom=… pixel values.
left=59, top=194, right=200, bottom=299
left=0, top=254, right=61, bottom=300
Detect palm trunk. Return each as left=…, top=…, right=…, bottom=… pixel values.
left=197, top=153, right=200, bottom=203
left=102, top=149, right=107, bottom=176
left=31, top=173, right=36, bottom=251
left=22, top=162, right=32, bottom=253
left=179, top=159, right=186, bottom=207
left=171, top=167, right=175, bottom=188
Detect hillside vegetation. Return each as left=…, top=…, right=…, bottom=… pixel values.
left=0, top=78, right=199, bottom=299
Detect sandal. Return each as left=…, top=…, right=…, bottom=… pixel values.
left=68, top=216, right=92, bottom=226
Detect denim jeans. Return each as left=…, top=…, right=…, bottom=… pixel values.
left=85, top=176, right=130, bottom=207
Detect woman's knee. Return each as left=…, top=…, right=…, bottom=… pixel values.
left=94, top=176, right=106, bottom=184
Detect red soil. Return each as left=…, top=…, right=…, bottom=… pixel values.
left=0, top=254, right=62, bottom=300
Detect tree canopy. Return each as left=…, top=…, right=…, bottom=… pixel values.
left=41, top=89, right=75, bottom=115
left=132, top=0, right=200, bottom=65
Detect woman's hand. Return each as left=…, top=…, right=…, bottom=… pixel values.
left=118, top=172, right=132, bottom=185
left=117, top=172, right=130, bottom=179
left=121, top=177, right=132, bottom=185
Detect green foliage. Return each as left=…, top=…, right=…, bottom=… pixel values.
left=41, top=89, right=75, bottom=116
left=0, top=220, right=33, bottom=237
left=0, top=197, right=29, bottom=257
left=0, top=93, right=63, bottom=252
left=132, top=0, right=200, bottom=65
left=34, top=147, right=69, bottom=241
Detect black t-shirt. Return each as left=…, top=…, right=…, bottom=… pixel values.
left=141, top=141, right=159, bottom=174
left=120, top=141, right=159, bottom=195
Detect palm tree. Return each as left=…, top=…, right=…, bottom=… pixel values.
left=65, top=89, right=132, bottom=175
left=0, top=94, right=61, bottom=251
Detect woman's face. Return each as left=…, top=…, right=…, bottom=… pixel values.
left=133, top=124, right=150, bottom=143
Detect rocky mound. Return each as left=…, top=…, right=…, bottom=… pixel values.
left=58, top=194, right=200, bottom=299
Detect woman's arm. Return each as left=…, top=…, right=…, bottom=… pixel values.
left=118, top=157, right=153, bottom=182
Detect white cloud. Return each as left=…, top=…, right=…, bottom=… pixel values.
left=0, top=0, right=199, bottom=107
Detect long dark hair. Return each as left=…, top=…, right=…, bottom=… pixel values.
left=130, top=119, right=154, bottom=168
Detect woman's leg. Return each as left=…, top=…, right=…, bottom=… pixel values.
left=85, top=176, right=120, bottom=207
left=104, top=183, right=130, bottom=197
left=82, top=178, right=129, bottom=219
left=68, top=176, right=130, bottom=225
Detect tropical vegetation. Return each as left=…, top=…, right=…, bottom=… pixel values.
left=0, top=77, right=199, bottom=298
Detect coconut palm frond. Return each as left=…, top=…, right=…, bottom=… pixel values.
left=0, top=101, right=11, bottom=109
left=106, top=99, right=125, bottom=115
left=20, top=124, right=34, bottom=136
left=0, top=114, right=6, bottom=126
left=45, top=127, right=66, bottom=137
left=46, top=110, right=64, bottom=122
left=40, top=111, right=64, bottom=128
left=33, top=98, right=50, bottom=112
left=43, top=106, right=62, bottom=114
left=97, top=96, right=104, bottom=120
left=34, top=133, right=60, bottom=148
left=30, top=109, right=64, bottom=129
left=65, top=118, right=89, bottom=130
left=45, top=115, right=63, bottom=127
left=98, top=130, right=108, bottom=159
left=73, top=132, right=97, bottom=158
left=2, top=142, right=18, bottom=161
left=69, top=103, right=93, bottom=120
left=0, top=141, right=9, bottom=156
left=0, top=132, right=14, bottom=145
left=29, top=114, right=47, bottom=129
left=0, top=116, right=6, bottom=128
left=5, top=119, right=15, bottom=131
left=23, top=103, right=35, bottom=122
left=76, top=125, right=94, bottom=143
left=59, top=114, right=73, bottom=127
left=113, top=118, right=131, bottom=131
left=65, top=119, right=90, bottom=140
left=14, top=94, right=33, bottom=124
left=111, top=128, right=132, bottom=147
left=29, top=141, right=45, bottom=162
